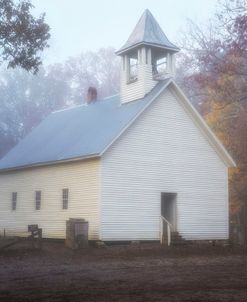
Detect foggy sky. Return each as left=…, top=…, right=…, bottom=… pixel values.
left=32, top=0, right=217, bottom=64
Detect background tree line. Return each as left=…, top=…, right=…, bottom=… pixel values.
left=177, top=0, right=247, bottom=244
left=0, top=47, right=120, bottom=158
left=0, top=0, right=246, bottom=243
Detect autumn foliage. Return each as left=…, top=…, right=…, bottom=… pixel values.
left=178, top=0, right=247, bottom=243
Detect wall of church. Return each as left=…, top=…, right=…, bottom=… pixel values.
left=120, top=64, right=157, bottom=103
left=120, top=48, right=157, bottom=103
left=0, top=158, right=100, bottom=239
left=101, top=87, right=229, bottom=241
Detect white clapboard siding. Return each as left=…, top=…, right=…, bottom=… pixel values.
left=0, top=159, right=100, bottom=239
left=121, top=64, right=157, bottom=103
left=101, top=87, right=229, bottom=241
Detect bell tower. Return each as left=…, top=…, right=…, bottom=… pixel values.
left=116, top=9, right=179, bottom=104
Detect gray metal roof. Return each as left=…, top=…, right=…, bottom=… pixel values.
left=0, top=80, right=171, bottom=171
left=116, top=9, right=179, bottom=55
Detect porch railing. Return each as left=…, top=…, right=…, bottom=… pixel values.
left=160, top=216, right=172, bottom=246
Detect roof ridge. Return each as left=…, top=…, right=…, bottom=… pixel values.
left=143, top=9, right=152, bottom=42
left=142, top=9, right=148, bottom=41
left=104, top=93, right=120, bottom=100
left=52, top=104, right=86, bottom=114
left=52, top=94, right=120, bottom=114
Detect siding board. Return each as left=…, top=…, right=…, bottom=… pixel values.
left=121, top=64, right=157, bottom=103
left=101, top=88, right=229, bottom=241
left=0, top=159, right=100, bottom=239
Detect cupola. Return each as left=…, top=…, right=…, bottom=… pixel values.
left=116, top=9, right=179, bottom=104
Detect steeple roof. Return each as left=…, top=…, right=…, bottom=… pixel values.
left=116, top=9, right=179, bottom=55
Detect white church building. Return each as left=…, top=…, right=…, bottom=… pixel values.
left=0, top=10, right=235, bottom=245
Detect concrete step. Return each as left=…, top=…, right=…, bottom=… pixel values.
left=171, top=233, right=183, bottom=238
left=170, top=231, right=189, bottom=246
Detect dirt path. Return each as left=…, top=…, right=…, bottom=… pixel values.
left=0, top=242, right=247, bottom=301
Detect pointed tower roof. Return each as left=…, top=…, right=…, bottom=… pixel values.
left=116, top=9, right=179, bottom=55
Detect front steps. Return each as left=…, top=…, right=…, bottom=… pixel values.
left=170, top=231, right=190, bottom=246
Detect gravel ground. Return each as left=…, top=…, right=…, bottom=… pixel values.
left=0, top=241, right=247, bottom=302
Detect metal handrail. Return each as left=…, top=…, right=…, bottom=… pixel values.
left=160, top=216, right=172, bottom=246
left=161, top=215, right=172, bottom=227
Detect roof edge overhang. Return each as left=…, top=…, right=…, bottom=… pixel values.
left=0, top=153, right=100, bottom=173
left=116, top=42, right=180, bottom=56
left=101, top=79, right=236, bottom=168
left=169, top=81, right=236, bottom=168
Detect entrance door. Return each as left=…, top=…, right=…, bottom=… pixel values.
left=161, top=192, right=177, bottom=231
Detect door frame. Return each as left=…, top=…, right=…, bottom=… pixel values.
left=160, top=192, right=177, bottom=232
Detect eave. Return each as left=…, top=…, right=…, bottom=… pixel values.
left=0, top=154, right=100, bottom=173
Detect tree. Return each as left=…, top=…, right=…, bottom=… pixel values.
left=64, top=47, right=120, bottom=104
left=178, top=0, right=247, bottom=244
left=0, top=65, right=71, bottom=157
left=0, top=47, right=120, bottom=158
left=0, top=0, right=50, bottom=73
